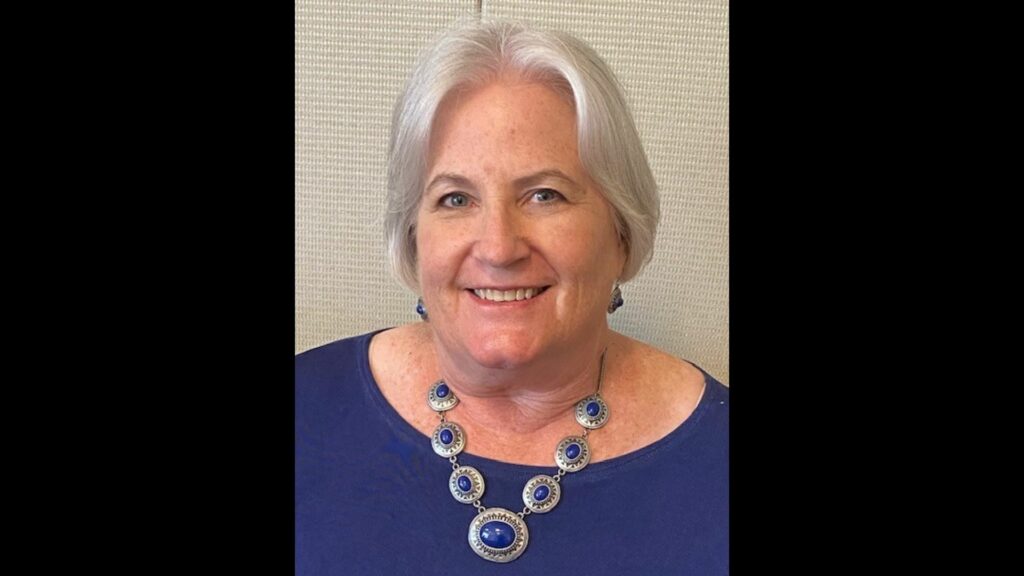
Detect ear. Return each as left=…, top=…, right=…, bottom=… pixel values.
left=615, top=227, right=630, bottom=278
left=408, top=223, right=420, bottom=286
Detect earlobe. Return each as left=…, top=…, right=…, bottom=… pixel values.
left=612, top=214, right=630, bottom=262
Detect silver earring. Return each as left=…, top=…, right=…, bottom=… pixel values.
left=416, top=298, right=428, bottom=321
left=607, top=283, right=624, bottom=314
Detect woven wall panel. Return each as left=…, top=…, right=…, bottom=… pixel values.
left=484, top=0, right=729, bottom=382
left=296, top=1, right=729, bottom=383
left=296, top=1, right=476, bottom=353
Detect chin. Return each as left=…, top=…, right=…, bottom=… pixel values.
left=462, top=329, right=544, bottom=370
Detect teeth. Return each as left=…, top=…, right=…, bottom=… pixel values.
left=473, top=287, right=544, bottom=302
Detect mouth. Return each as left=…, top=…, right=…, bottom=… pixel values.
left=468, top=286, right=551, bottom=303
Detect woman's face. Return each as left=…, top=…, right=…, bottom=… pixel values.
left=416, top=78, right=626, bottom=369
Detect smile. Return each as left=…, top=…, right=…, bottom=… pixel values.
left=470, top=287, right=550, bottom=302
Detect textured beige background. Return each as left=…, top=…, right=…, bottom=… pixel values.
left=296, top=0, right=729, bottom=383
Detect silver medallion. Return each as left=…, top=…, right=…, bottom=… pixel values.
left=468, top=507, right=529, bottom=563
left=449, top=466, right=485, bottom=503
left=522, top=475, right=561, bottom=514
left=427, top=379, right=459, bottom=412
left=554, top=435, right=590, bottom=472
left=431, top=421, right=466, bottom=457
left=575, top=394, right=609, bottom=429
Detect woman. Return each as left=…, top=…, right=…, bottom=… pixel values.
left=296, top=20, right=728, bottom=574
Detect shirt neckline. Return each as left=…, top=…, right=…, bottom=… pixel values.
left=356, top=328, right=725, bottom=483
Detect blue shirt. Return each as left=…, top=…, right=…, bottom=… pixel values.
left=296, top=330, right=729, bottom=575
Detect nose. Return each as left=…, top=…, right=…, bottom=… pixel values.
left=471, top=203, right=530, bottom=268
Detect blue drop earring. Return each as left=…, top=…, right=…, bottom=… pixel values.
left=416, top=298, right=428, bottom=321
left=607, top=283, right=624, bottom=314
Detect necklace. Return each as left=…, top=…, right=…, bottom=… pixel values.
left=427, top=350, right=610, bottom=563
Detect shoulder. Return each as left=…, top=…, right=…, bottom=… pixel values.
left=609, top=332, right=707, bottom=403
left=367, top=323, right=436, bottom=384
left=295, top=329, right=392, bottom=414
left=295, top=330, right=378, bottom=378
left=599, top=332, right=719, bottom=457
left=365, top=323, right=441, bottom=435
left=294, top=323, right=431, bottom=395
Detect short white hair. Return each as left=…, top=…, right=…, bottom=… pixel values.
left=385, top=19, right=659, bottom=292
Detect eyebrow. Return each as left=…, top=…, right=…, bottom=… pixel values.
left=513, top=169, right=580, bottom=190
left=425, top=169, right=581, bottom=193
left=425, top=173, right=475, bottom=193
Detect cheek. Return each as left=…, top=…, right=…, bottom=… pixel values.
left=413, top=215, right=438, bottom=286
left=415, top=216, right=464, bottom=287
left=560, top=214, right=624, bottom=278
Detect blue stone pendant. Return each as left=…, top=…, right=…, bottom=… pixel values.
left=449, top=466, right=485, bottom=503
left=575, top=394, right=609, bottom=429
left=427, top=379, right=459, bottom=412
left=522, top=475, right=561, bottom=513
left=431, top=421, right=466, bottom=457
left=468, top=508, right=529, bottom=562
left=554, top=435, right=591, bottom=472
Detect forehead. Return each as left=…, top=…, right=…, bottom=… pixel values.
left=427, top=79, right=580, bottom=174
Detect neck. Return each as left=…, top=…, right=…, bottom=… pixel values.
left=429, top=330, right=611, bottom=436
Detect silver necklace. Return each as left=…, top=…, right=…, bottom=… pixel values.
left=427, top=351, right=610, bottom=563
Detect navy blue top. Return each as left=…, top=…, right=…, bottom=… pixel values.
left=296, top=330, right=729, bottom=575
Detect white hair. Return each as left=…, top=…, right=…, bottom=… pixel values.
left=385, top=19, right=659, bottom=292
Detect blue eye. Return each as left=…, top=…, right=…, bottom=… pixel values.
left=441, top=193, right=469, bottom=208
left=532, top=189, right=562, bottom=203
